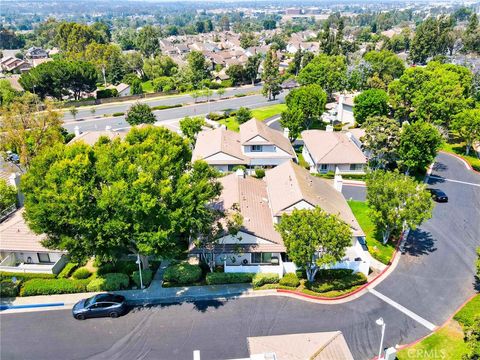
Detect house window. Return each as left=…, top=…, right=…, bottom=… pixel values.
left=251, top=253, right=273, bottom=264
left=251, top=145, right=262, bottom=152
left=320, top=164, right=328, bottom=171
left=350, top=164, right=361, bottom=171
left=37, top=253, right=50, bottom=263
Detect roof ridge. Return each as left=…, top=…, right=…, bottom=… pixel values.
left=309, top=331, right=343, bottom=360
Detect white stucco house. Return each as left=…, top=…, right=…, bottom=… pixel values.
left=189, top=161, right=371, bottom=277
left=301, top=129, right=367, bottom=175
left=192, top=119, right=297, bottom=173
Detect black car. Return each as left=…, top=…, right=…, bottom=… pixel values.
left=72, top=293, right=127, bottom=320
left=427, top=188, right=448, bottom=202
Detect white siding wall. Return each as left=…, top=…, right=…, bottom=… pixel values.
left=302, top=146, right=316, bottom=168
left=284, top=200, right=314, bottom=212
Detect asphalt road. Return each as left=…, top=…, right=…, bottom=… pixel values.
left=62, top=85, right=262, bottom=121
left=1, top=153, right=478, bottom=360
left=342, top=184, right=367, bottom=202
left=64, top=92, right=286, bottom=133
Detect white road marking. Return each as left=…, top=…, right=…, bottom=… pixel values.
left=429, top=175, right=480, bottom=187
left=368, top=288, right=437, bottom=331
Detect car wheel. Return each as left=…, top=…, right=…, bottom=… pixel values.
left=75, top=314, right=86, bottom=320
left=109, top=312, right=119, bottom=318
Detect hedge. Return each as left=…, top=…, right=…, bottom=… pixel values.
left=252, top=273, right=279, bottom=288
left=0, top=271, right=56, bottom=281
left=72, top=267, right=91, bottom=280
left=1, top=280, right=21, bottom=297
left=20, top=278, right=89, bottom=296
left=112, top=112, right=125, bottom=117
left=206, top=272, right=253, bottom=285
left=97, top=261, right=137, bottom=276
left=57, top=262, right=78, bottom=279
left=306, top=270, right=367, bottom=293
left=151, top=104, right=182, bottom=111
left=97, top=88, right=118, bottom=99
left=86, top=273, right=129, bottom=292
left=279, top=273, right=300, bottom=288
left=163, top=263, right=202, bottom=285
left=132, top=269, right=153, bottom=288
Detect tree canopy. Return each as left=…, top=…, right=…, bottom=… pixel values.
left=0, top=179, right=17, bottom=212
left=125, top=103, right=156, bottom=126
left=362, top=116, right=401, bottom=170
left=285, top=84, right=326, bottom=130
left=451, top=108, right=480, bottom=155
left=353, top=89, right=389, bottom=125
left=262, top=49, right=282, bottom=101
left=179, top=116, right=205, bottom=145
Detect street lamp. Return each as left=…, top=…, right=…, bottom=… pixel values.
left=136, top=254, right=144, bottom=289
left=376, top=317, right=386, bottom=360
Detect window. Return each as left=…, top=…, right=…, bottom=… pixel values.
left=251, top=145, right=262, bottom=152
left=350, top=164, right=362, bottom=171
left=251, top=253, right=273, bottom=264
left=37, top=253, right=50, bottom=263
left=320, top=164, right=328, bottom=171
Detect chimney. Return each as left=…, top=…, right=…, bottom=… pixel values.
left=283, top=127, right=290, bottom=139
left=235, top=168, right=245, bottom=178
left=74, top=126, right=80, bottom=137
left=326, top=125, right=334, bottom=132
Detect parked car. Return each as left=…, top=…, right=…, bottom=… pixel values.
left=427, top=188, right=448, bottom=202
left=72, top=293, right=127, bottom=320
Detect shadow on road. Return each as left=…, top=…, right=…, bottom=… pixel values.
left=427, top=176, right=446, bottom=185
left=403, top=229, right=437, bottom=257
left=127, top=299, right=227, bottom=314
left=432, top=162, right=448, bottom=173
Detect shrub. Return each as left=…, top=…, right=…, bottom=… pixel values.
left=316, top=269, right=355, bottom=280
left=206, top=272, right=254, bottom=285
left=96, top=263, right=116, bottom=276
left=221, top=80, right=233, bottom=88
left=206, top=112, right=226, bottom=121
left=254, top=168, right=265, bottom=179
left=72, top=267, right=91, bottom=280
left=86, top=273, right=130, bottom=292
left=252, top=273, right=279, bottom=288
left=153, top=76, right=175, bottom=92
left=0, top=280, right=21, bottom=297
left=97, top=260, right=138, bottom=276
left=234, top=93, right=246, bottom=98
left=20, top=279, right=88, bottom=296
left=97, top=88, right=118, bottom=99
left=163, top=262, right=202, bottom=285
left=0, top=271, right=55, bottom=281
left=131, top=269, right=153, bottom=288
left=112, top=112, right=125, bottom=117
left=150, top=104, right=182, bottom=111
left=236, top=107, right=252, bottom=124
left=306, top=270, right=367, bottom=293
left=57, top=262, right=78, bottom=279
left=279, top=273, right=300, bottom=288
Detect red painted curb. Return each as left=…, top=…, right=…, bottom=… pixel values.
left=439, top=150, right=480, bottom=174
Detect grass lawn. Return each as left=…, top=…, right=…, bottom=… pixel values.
left=251, top=104, right=287, bottom=121
left=295, top=147, right=310, bottom=169
left=347, top=200, right=396, bottom=264
left=218, top=116, right=240, bottom=132
left=441, top=142, right=480, bottom=171
left=397, top=294, right=479, bottom=360
left=141, top=80, right=154, bottom=93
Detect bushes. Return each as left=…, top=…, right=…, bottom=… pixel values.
left=207, top=112, right=227, bottom=121
left=97, top=261, right=137, bottom=276
left=86, top=273, right=129, bottom=292
left=97, top=88, right=118, bottom=99
left=72, top=267, right=91, bottom=280
left=279, top=273, right=300, bottom=288
left=206, top=272, right=253, bottom=285
left=150, top=104, right=182, bottom=111
left=20, top=278, right=88, bottom=296
left=0, top=271, right=55, bottom=281
left=132, top=269, right=153, bottom=288
left=252, top=273, right=279, bottom=288
left=1, top=280, right=21, bottom=297
left=112, top=112, right=125, bottom=117
left=57, top=262, right=78, bottom=279
left=306, top=269, right=367, bottom=293
left=163, top=262, right=202, bottom=285
left=254, top=168, right=265, bottom=179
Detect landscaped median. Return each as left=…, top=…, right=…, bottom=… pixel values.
left=441, top=141, right=480, bottom=172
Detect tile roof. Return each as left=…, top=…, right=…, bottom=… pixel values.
left=240, top=119, right=294, bottom=156
left=69, top=130, right=127, bottom=146
left=301, top=130, right=367, bottom=165
left=192, top=127, right=247, bottom=165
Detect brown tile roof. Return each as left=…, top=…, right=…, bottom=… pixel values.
left=301, top=130, right=367, bottom=165
left=192, top=128, right=247, bottom=165
left=189, top=243, right=286, bottom=254
left=0, top=210, right=64, bottom=253
left=240, top=119, right=295, bottom=156
left=69, top=130, right=127, bottom=146
left=265, top=161, right=364, bottom=236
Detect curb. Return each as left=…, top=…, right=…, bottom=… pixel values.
left=0, top=302, right=65, bottom=311
left=439, top=150, right=479, bottom=174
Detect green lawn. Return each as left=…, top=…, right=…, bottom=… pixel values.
left=441, top=142, right=480, bottom=172
left=218, top=117, right=240, bottom=132
left=295, top=147, right=310, bottom=169
left=397, top=294, right=479, bottom=360
left=141, top=80, right=154, bottom=93
left=251, top=104, right=287, bottom=121
left=347, top=200, right=396, bottom=264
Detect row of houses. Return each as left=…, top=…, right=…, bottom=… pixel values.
left=0, top=47, right=53, bottom=74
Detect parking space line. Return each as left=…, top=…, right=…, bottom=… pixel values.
left=368, top=288, right=437, bottom=331
left=429, top=175, right=480, bottom=187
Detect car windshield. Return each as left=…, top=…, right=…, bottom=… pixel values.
left=84, top=296, right=97, bottom=307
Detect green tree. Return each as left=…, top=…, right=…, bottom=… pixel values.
left=0, top=178, right=17, bottom=212
left=69, top=106, right=78, bottom=120
left=362, top=116, right=401, bottom=169
left=67, top=61, right=98, bottom=100
left=131, top=78, right=143, bottom=95
left=366, top=170, right=434, bottom=244
left=280, top=108, right=304, bottom=142
left=290, top=48, right=303, bottom=76
left=55, top=22, right=96, bottom=54
left=136, top=25, right=161, bottom=58
left=275, top=207, right=353, bottom=283
left=0, top=79, right=19, bottom=106
left=21, top=126, right=222, bottom=267
left=239, top=33, right=259, bottom=49
left=451, top=109, right=480, bottom=155
left=286, top=84, right=327, bottom=130
left=262, top=49, right=282, bottom=101
left=186, top=51, right=211, bottom=88
left=244, top=54, right=261, bottom=85
left=180, top=116, right=205, bottom=146
left=226, top=64, right=245, bottom=86
left=298, top=54, right=347, bottom=98
left=216, top=88, right=226, bottom=99
left=236, top=107, right=252, bottom=124
left=353, top=89, right=389, bottom=125
left=464, top=316, right=480, bottom=360
left=463, top=13, right=480, bottom=54
left=125, top=103, right=156, bottom=126
left=90, top=22, right=111, bottom=44
left=143, top=55, right=178, bottom=80
left=363, top=50, right=405, bottom=88
left=153, top=76, right=175, bottom=92
left=398, top=121, right=443, bottom=175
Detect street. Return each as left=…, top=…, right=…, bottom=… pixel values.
left=1, top=152, right=478, bottom=360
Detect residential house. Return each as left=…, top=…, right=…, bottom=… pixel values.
left=25, top=47, right=48, bottom=60
left=31, top=57, right=52, bottom=68
left=70, top=127, right=127, bottom=146
left=0, top=57, right=31, bottom=73
left=189, top=161, right=371, bottom=277
left=192, top=119, right=296, bottom=172
left=301, top=129, right=367, bottom=174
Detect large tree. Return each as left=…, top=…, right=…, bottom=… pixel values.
left=366, top=170, right=433, bottom=244
left=275, top=207, right=352, bottom=283
left=363, top=50, right=405, bottom=89
left=143, top=55, right=178, bottom=80
left=55, top=22, right=96, bottom=54
left=398, top=121, right=443, bottom=175
left=244, top=54, right=261, bottom=85
left=262, top=49, right=282, bottom=101
left=185, top=51, right=211, bottom=88
left=21, top=126, right=222, bottom=267
left=280, top=108, right=304, bottom=142
left=125, top=103, right=156, bottom=126
left=362, top=116, right=401, bottom=170
left=285, top=84, right=327, bottom=130
left=179, top=116, right=205, bottom=145
left=135, top=25, right=161, bottom=58
left=0, top=179, right=17, bottom=213
left=353, top=89, right=389, bottom=125
left=451, top=108, right=480, bottom=155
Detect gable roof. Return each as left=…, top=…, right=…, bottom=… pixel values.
left=192, top=127, right=246, bottom=165
left=69, top=130, right=126, bottom=146
left=240, top=119, right=294, bottom=156
left=265, top=161, right=364, bottom=236
left=301, top=130, right=366, bottom=165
